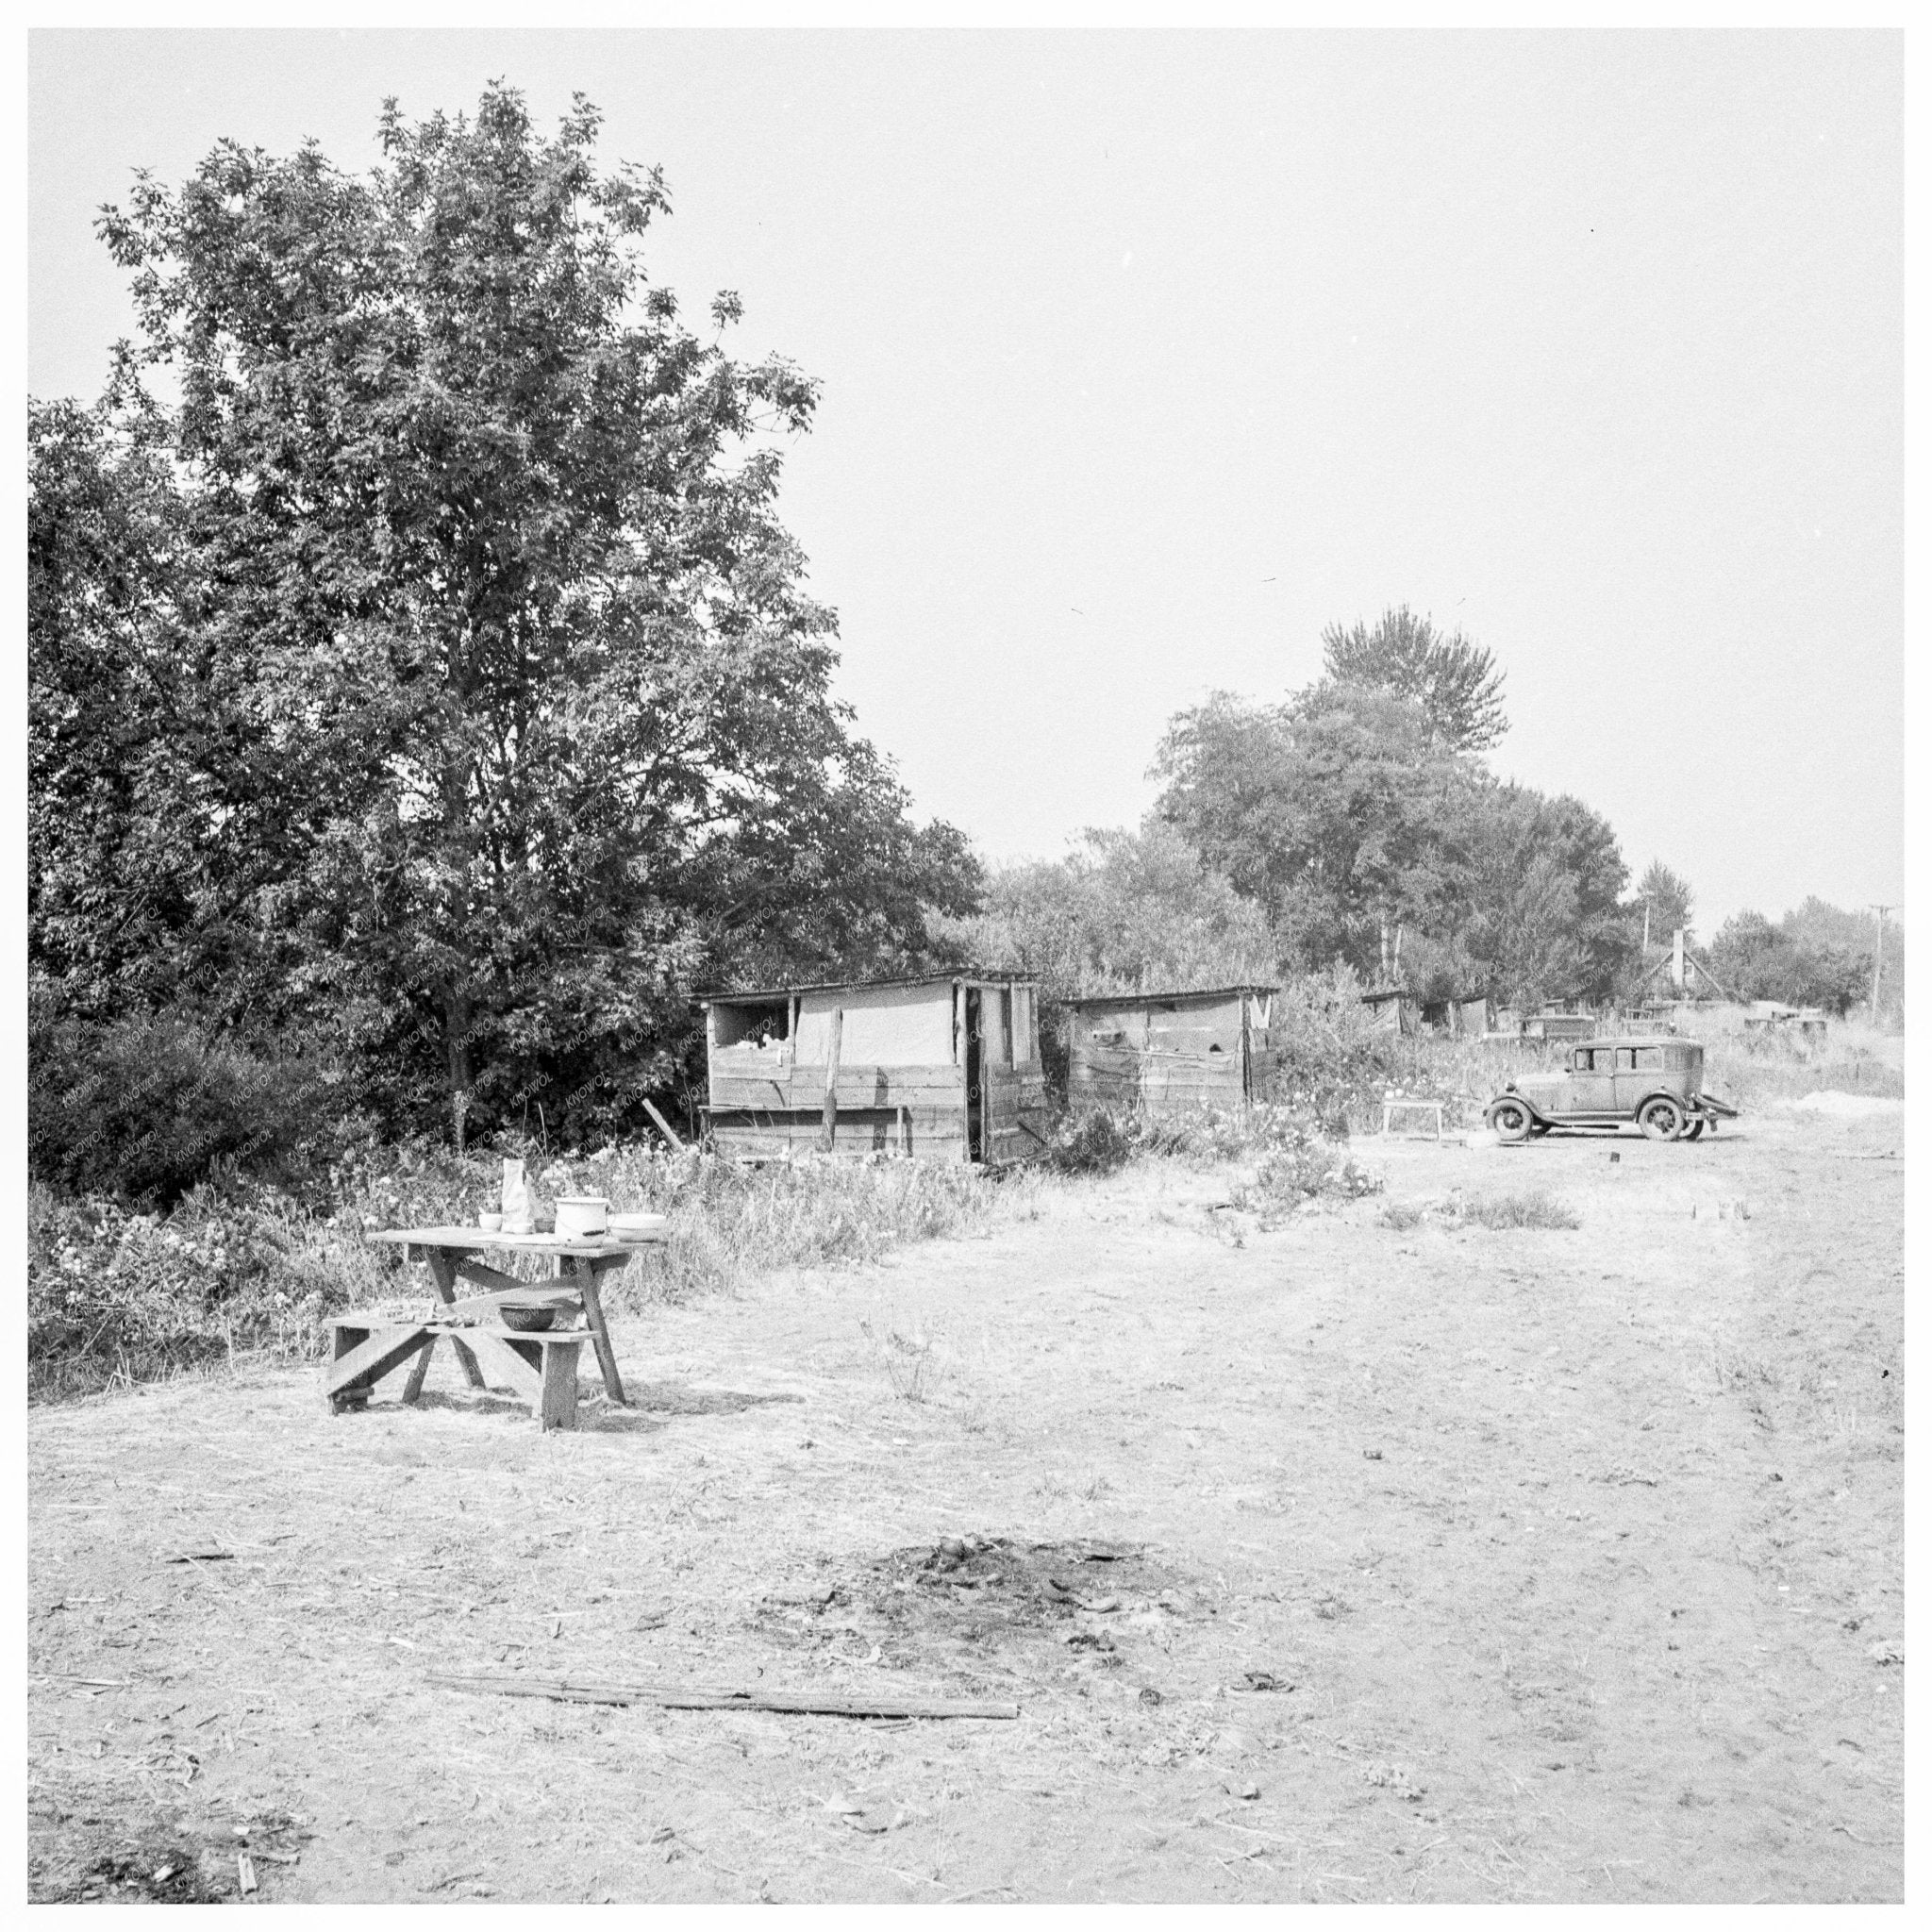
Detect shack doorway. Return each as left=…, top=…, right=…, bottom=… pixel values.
left=964, top=989, right=985, bottom=1161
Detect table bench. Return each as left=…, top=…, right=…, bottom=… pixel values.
left=326, top=1314, right=589, bottom=1429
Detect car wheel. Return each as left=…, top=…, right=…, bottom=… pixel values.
left=1490, top=1100, right=1533, bottom=1143
left=1639, top=1096, right=1686, bottom=1141
left=1682, top=1119, right=1705, bottom=1141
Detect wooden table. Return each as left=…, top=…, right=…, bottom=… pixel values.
left=1380, top=1099, right=1446, bottom=1141
left=325, top=1225, right=666, bottom=1428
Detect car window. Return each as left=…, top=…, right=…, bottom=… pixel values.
left=1615, top=1048, right=1636, bottom=1072
left=1634, top=1046, right=1664, bottom=1070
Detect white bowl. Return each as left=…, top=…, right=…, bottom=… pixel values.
left=609, top=1212, right=668, bottom=1238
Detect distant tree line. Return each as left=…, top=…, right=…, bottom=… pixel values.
left=962, top=608, right=1898, bottom=1029
left=1698, top=902, right=1898, bottom=1019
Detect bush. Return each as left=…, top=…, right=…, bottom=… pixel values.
left=1044, top=1108, right=1138, bottom=1175
left=1261, top=968, right=1404, bottom=1130
left=29, top=1003, right=326, bottom=1206
left=26, top=1175, right=377, bottom=1399
left=1446, top=1187, right=1580, bottom=1231
left=1229, top=1129, right=1384, bottom=1223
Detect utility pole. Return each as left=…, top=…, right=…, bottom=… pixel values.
left=1870, top=905, right=1894, bottom=1023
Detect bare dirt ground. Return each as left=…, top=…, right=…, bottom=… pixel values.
left=28, top=1102, right=1904, bottom=1903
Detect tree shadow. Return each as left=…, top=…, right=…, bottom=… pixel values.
left=617, top=1380, right=808, bottom=1419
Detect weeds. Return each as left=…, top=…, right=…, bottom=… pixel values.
left=1230, top=1137, right=1385, bottom=1224
left=1446, top=1189, right=1582, bottom=1231
left=28, top=1145, right=999, bottom=1401
left=1374, top=1188, right=1582, bottom=1235
left=860, top=1317, right=946, bottom=1405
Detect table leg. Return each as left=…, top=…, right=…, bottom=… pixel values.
left=537, top=1340, right=581, bottom=1430
left=401, top=1334, right=438, bottom=1404
left=425, top=1251, right=487, bottom=1389
left=571, top=1255, right=629, bottom=1407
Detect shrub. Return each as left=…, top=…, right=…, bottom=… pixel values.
left=1445, top=1187, right=1580, bottom=1231
left=1261, top=968, right=1404, bottom=1130
left=1045, top=1108, right=1138, bottom=1175
left=29, top=1004, right=326, bottom=1206
left=1228, top=1124, right=1384, bottom=1224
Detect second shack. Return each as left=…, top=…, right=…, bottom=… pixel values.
left=1066, top=985, right=1278, bottom=1118
left=700, top=973, right=1048, bottom=1166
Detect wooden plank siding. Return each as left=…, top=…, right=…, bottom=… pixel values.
left=708, top=1108, right=972, bottom=1163
left=1066, top=989, right=1274, bottom=1121
left=702, top=975, right=1048, bottom=1169
left=708, top=1064, right=964, bottom=1110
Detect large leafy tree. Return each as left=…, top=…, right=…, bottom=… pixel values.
left=39, top=85, right=977, bottom=1143
left=28, top=392, right=206, bottom=1022
left=1634, top=859, right=1695, bottom=943
left=1704, top=908, right=1874, bottom=1016
left=1153, top=683, right=1480, bottom=980
left=1453, top=785, right=1631, bottom=1007
left=1152, top=670, right=1631, bottom=1005
left=1319, top=605, right=1507, bottom=754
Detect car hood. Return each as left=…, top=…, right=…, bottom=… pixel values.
left=1508, top=1074, right=1569, bottom=1103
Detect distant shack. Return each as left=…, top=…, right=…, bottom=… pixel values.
left=700, top=973, right=1049, bottom=1166
left=1066, top=986, right=1278, bottom=1118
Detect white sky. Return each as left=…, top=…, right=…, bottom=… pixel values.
left=28, top=28, right=1904, bottom=931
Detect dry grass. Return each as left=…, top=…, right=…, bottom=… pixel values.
left=1446, top=1187, right=1582, bottom=1232
left=26, top=1149, right=1007, bottom=1401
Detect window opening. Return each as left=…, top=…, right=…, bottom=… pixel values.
left=712, top=1002, right=790, bottom=1048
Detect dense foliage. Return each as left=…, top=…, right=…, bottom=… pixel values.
left=1319, top=604, right=1508, bottom=755
left=1703, top=907, right=1883, bottom=1016
left=29, top=87, right=978, bottom=1158
left=1151, top=675, right=1633, bottom=1008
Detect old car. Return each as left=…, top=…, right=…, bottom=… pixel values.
left=1485, top=1035, right=1738, bottom=1142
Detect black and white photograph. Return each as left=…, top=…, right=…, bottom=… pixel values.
left=25, top=22, right=1906, bottom=1907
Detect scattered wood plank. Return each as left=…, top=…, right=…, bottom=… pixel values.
left=821, top=1007, right=843, bottom=1153
left=640, top=1095, right=686, bottom=1152
left=429, top=1671, right=1018, bottom=1721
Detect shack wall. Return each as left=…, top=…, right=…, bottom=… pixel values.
left=704, top=977, right=1046, bottom=1166
left=1068, top=991, right=1256, bottom=1117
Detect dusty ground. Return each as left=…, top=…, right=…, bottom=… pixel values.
left=28, top=1101, right=1904, bottom=1903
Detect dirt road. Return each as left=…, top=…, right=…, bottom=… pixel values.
left=28, top=1102, right=1904, bottom=1902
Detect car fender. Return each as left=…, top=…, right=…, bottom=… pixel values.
left=1489, top=1089, right=1550, bottom=1126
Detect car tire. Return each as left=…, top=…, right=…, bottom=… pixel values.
left=1639, top=1096, right=1685, bottom=1141
left=1682, top=1119, right=1705, bottom=1141
left=1490, top=1100, right=1533, bottom=1143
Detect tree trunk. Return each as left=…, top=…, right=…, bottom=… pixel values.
left=446, top=991, right=473, bottom=1156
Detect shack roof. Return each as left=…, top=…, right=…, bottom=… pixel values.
left=700, top=970, right=1036, bottom=1007
left=1063, top=985, right=1278, bottom=1008
left=1572, top=1035, right=1700, bottom=1051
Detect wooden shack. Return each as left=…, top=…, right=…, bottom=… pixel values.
left=1065, top=986, right=1278, bottom=1117
left=700, top=973, right=1049, bottom=1166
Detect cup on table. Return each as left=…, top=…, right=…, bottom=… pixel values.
left=479, top=1211, right=504, bottom=1232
